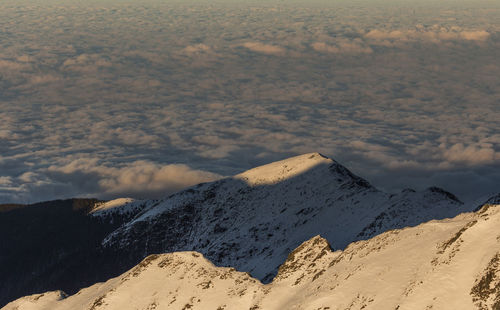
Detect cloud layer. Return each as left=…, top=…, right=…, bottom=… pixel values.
left=0, top=0, right=499, bottom=203
left=46, top=159, right=221, bottom=199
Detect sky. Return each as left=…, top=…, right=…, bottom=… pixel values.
left=0, top=0, right=499, bottom=204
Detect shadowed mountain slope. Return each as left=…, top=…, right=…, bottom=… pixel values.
left=0, top=198, right=152, bottom=307
left=6, top=202, right=500, bottom=310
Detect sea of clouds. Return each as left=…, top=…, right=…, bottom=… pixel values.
left=0, top=0, right=499, bottom=203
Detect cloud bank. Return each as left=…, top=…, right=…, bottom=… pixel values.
left=242, top=42, right=286, bottom=55
left=0, top=0, right=499, bottom=203
left=46, top=159, right=221, bottom=199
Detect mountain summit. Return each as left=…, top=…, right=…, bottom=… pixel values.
left=235, top=152, right=356, bottom=186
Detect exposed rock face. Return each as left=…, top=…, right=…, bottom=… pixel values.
left=275, top=235, right=335, bottom=285
left=6, top=203, right=500, bottom=310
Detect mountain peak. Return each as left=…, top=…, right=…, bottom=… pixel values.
left=235, top=152, right=333, bottom=186
left=90, top=198, right=135, bottom=214
left=275, top=235, right=334, bottom=282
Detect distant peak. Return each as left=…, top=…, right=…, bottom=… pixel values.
left=233, top=152, right=375, bottom=191
left=90, top=198, right=135, bottom=214
left=235, top=153, right=333, bottom=186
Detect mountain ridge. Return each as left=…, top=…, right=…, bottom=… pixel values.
left=5, top=202, right=500, bottom=310
left=0, top=152, right=483, bottom=307
left=97, top=153, right=467, bottom=282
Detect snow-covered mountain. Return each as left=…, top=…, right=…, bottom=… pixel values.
left=0, top=153, right=479, bottom=306
left=6, top=201, right=500, bottom=310
left=98, top=153, right=467, bottom=282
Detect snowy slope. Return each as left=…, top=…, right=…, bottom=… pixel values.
left=6, top=202, right=500, bottom=310
left=100, top=153, right=467, bottom=281
left=89, top=198, right=154, bottom=221
left=90, top=198, right=135, bottom=215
